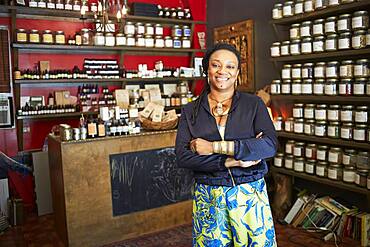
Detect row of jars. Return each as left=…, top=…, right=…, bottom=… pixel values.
left=287, top=11, right=369, bottom=41
left=271, top=30, right=370, bottom=56
left=123, top=22, right=191, bottom=38
left=272, top=0, right=357, bottom=20
left=28, top=0, right=87, bottom=11
left=274, top=153, right=370, bottom=189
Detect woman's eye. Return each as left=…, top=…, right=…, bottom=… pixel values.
left=211, top=63, right=220, bottom=68
left=227, top=65, right=236, bottom=70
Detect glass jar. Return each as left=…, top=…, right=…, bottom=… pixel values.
left=325, top=34, right=338, bottom=51
left=328, top=164, right=343, bottom=180
left=183, top=25, right=191, bottom=37
left=340, top=60, right=354, bottom=78
left=93, top=32, right=105, bottom=46
left=126, top=34, right=135, bottom=46
left=338, top=14, right=351, bottom=33
left=282, top=64, right=292, bottom=79
left=103, top=33, right=114, bottom=46
left=155, top=36, right=164, bottom=48
left=293, top=103, right=304, bottom=118
left=313, top=35, right=325, bottom=53
left=313, top=19, right=324, bottom=36
left=282, top=80, right=291, bottom=94
left=281, top=41, right=291, bottom=56
left=290, top=39, right=301, bottom=55
left=301, top=21, right=312, bottom=38
left=285, top=140, right=295, bottom=154
left=271, top=79, right=281, bottom=94
left=144, top=23, right=154, bottom=36
left=55, top=30, right=65, bottom=44
left=285, top=155, right=294, bottom=169
left=124, top=22, right=135, bottom=35
left=304, top=0, right=314, bottom=12
left=355, top=106, right=368, bottom=123
left=283, top=1, right=294, bottom=17
left=314, top=79, right=325, bottom=95
left=81, top=28, right=90, bottom=45
left=75, top=32, right=82, bottom=46
left=338, top=32, right=351, bottom=50
left=315, top=0, right=328, bottom=10
left=316, top=161, right=328, bottom=177
left=294, top=157, right=305, bottom=172
left=353, top=124, right=367, bottom=142
left=328, top=121, right=340, bottom=138
left=302, top=79, right=313, bottom=94
left=295, top=0, right=304, bottom=14
left=293, top=142, right=305, bottom=157
left=172, top=25, right=182, bottom=37
left=343, top=166, right=356, bottom=183
left=354, top=59, right=368, bottom=77
left=341, top=122, right=353, bottom=140
left=328, top=0, right=339, bottom=6
left=343, top=149, right=357, bottom=166
left=317, top=145, right=329, bottom=161
left=302, top=63, right=314, bottom=79
left=354, top=78, right=366, bottom=95
left=285, top=117, right=294, bottom=132
left=135, top=22, right=145, bottom=35
left=274, top=116, right=283, bottom=131
left=292, top=64, right=302, bottom=79
left=164, top=36, right=173, bottom=48
left=305, top=159, right=316, bottom=174
left=339, top=78, right=353, bottom=96
left=325, top=16, right=337, bottom=34
left=274, top=153, right=284, bottom=167
left=116, top=33, right=126, bottom=46
left=352, top=11, right=369, bottom=31
left=304, top=104, right=315, bottom=119
left=55, top=0, right=63, bottom=9
left=357, top=151, right=369, bottom=170
left=356, top=169, right=369, bottom=188
left=182, top=37, right=191, bottom=48
left=271, top=42, right=281, bottom=57
left=314, top=62, right=326, bottom=78
left=315, top=120, right=327, bottom=137
left=64, top=0, right=72, bottom=10
left=272, top=3, right=283, bottom=19
left=144, top=35, right=154, bottom=47
left=301, top=37, right=312, bottom=54
left=29, top=30, right=40, bottom=43
left=29, top=0, right=38, bottom=7
left=37, top=0, right=46, bottom=8
left=305, top=143, right=317, bottom=159
left=136, top=34, right=145, bottom=47
left=304, top=119, right=315, bottom=135
left=328, top=147, right=343, bottom=164
left=155, top=24, right=163, bottom=36
left=292, top=80, right=302, bottom=95
left=352, top=30, right=366, bottom=49
left=326, top=61, right=339, bottom=78
left=325, top=79, right=338, bottom=95
left=73, top=0, right=80, bottom=11
left=328, top=105, right=340, bottom=121
left=173, top=37, right=181, bottom=48
left=42, top=30, right=53, bottom=44
left=294, top=118, right=305, bottom=134
left=315, top=104, right=327, bottom=121
left=16, top=29, right=27, bottom=43
left=341, top=105, right=354, bottom=122
left=47, top=0, right=55, bottom=9
left=290, top=24, right=301, bottom=40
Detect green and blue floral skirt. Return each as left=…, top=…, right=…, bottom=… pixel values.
left=192, top=178, right=277, bottom=247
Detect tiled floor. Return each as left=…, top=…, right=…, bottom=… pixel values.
left=0, top=213, right=361, bottom=247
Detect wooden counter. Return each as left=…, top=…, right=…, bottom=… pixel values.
left=48, top=130, right=192, bottom=247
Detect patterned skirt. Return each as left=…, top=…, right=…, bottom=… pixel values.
left=192, top=178, right=277, bottom=247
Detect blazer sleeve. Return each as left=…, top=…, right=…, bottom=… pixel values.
left=175, top=108, right=228, bottom=172
left=233, top=98, right=278, bottom=161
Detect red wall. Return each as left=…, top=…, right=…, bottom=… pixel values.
left=0, top=0, right=206, bottom=156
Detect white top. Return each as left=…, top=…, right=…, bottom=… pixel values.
left=218, top=126, right=225, bottom=140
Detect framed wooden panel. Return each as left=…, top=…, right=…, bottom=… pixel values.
left=213, top=20, right=255, bottom=92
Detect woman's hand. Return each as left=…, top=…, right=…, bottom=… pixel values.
left=225, top=158, right=261, bottom=168
left=190, top=138, right=213, bottom=155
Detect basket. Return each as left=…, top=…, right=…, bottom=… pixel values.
left=140, top=117, right=178, bottom=130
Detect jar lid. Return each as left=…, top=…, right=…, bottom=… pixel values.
left=31, top=29, right=39, bottom=33
left=344, top=149, right=356, bottom=154
left=316, top=62, right=326, bottom=65
left=291, top=23, right=300, bottom=27
left=326, top=16, right=337, bottom=21
left=116, top=33, right=124, bottom=37
left=272, top=79, right=281, bottom=83
left=283, top=79, right=292, bottom=83
left=164, top=36, right=172, bottom=40
left=314, top=35, right=325, bottom=40
left=329, top=121, right=340, bottom=125
left=307, top=143, right=317, bottom=147
left=287, top=117, right=294, bottom=121
left=341, top=78, right=353, bottom=82
left=272, top=42, right=281, bottom=45
left=282, top=40, right=290, bottom=45
left=287, top=140, right=295, bottom=144
left=313, top=19, right=324, bottom=23
left=328, top=164, right=342, bottom=168
left=295, top=157, right=305, bottom=161
left=305, top=119, right=315, bottom=123
left=354, top=29, right=367, bottom=34
left=283, top=64, right=292, bottom=67
left=327, top=61, right=339, bottom=65
left=341, top=60, right=354, bottom=64
left=317, top=104, right=327, bottom=108
left=105, top=33, right=114, bottom=37
left=327, top=34, right=338, bottom=38
left=356, top=59, right=368, bottom=63
left=344, top=166, right=356, bottom=170
left=81, top=28, right=89, bottom=32
left=318, top=145, right=329, bottom=149
left=339, top=13, right=351, bottom=18
left=303, top=79, right=313, bottom=83
left=355, top=78, right=367, bottom=82
left=145, top=23, right=153, bottom=26
left=56, top=30, right=64, bottom=34
left=353, top=10, right=368, bottom=16
left=302, top=21, right=312, bottom=25
left=293, top=79, right=302, bottom=83
left=295, top=142, right=305, bottom=145
left=327, top=79, right=338, bottom=82
left=303, top=62, right=314, bottom=66
left=315, top=79, right=325, bottom=82
left=302, top=37, right=312, bottom=41
left=155, top=35, right=163, bottom=38
left=316, top=120, right=327, bottom=124
left=329, top=104, right=340, bottom=108
left=135, top=22, right=143, bottom=25
left=342, top=105, right=354, bottom=109
left=284, top=1, right=294, bottom=4
left=357, top=151, right=369, bottom=155
left=339, top=32, right=351, bottom=36
left=293, top=63, right=302, bottom=67
left=307, top=159, right=316, bottom=163
left=276, top=152, right=284, bottom=157
left=357, top=169, right=370, bottom=173
left=331, top=147, right=342, bottom=151
left=295, top=118, right=304, bottom=122
left=294, top=103, right=304, bottom=106
left=356, top=105, right=368, bottom=110
left=318, top=161, right=329, bottom=166
left=306, top=104, right=316, bottom=107
left=342, top=122, right=354, bottom=126
left=355, top=124, right=367, bottom=128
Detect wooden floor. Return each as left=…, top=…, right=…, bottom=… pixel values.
left=0, top=213, right=361, bottom=247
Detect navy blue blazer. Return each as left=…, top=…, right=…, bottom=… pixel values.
left=175, top=91, right=277, bottom=186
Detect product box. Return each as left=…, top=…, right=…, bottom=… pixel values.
left=55, top=91, right=71, bottom=105
left=114, top=89, right=130, bottom=108
left=151, top=104, right=164, bottom=122
left=141, top=102, right=156, bottom=119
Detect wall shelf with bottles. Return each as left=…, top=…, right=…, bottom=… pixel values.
left=270, top=1, right=370, bottom=25
left=271, top=95, right=370, bottom=103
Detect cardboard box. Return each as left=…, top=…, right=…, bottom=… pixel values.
left=55, top=91, right=71, bottom=105
left=39, top=61, right=50, bottom=73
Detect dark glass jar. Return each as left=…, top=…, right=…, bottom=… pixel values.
left=352, top=11, right=369, bottom=31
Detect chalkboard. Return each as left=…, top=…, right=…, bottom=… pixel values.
left=109, top=147, right=194, bottom=216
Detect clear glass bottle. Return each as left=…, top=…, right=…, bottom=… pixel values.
left=281, top=41, right=291, bottom=56
left=302, top=63, right=314, bottom=79
left=285, top=140, right=295, bottom=154
left=282, top=80, right=291, bottom=94
left=292, top=79, right=302, bottom=95
left=352, top=11, right=369, bottom=31
left=294, top=118, right=305, bottom=134
left=285, top=155, right=294, bottom=169
left=353, top=124, right=367, bottom=142
left=314, top=79, right=325, bottom=95
left=338, top=14, right=351, bottom=33
left=343, top=149, right=357, bottom=166
left=354, top=78, right=367, bottom=95
left=285, top=117, right=294, bottom=132
left=314, top=62, right=326, bottom=79
left=315, top=104, right=327, bottom=121
left=283, top=1, right=294, bottom=17
left=328, top=164, right=343, bottom=180
left=295, top=0, right=304, bottom=14
left=305, top=143, right=317, bottom=159
left=354, top=59, right=368, bottom=77
left=328, top=147, right=343, bottom=164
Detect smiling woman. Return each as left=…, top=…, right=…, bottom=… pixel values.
left=175, top=43, right=278, bottom=247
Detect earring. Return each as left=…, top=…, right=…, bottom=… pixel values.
left=207, top=77, right=210, bottom=85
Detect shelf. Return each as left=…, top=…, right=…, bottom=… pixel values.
left=270, top=166, right=369, bottom=195
left=270, top=1, right=370, bottom=25
left=16, top=111, right=98, bottom=120
left=277, top=131, right=370, bottom=150
left=271, top=95, right=370, bottom=103
left=270, top=48, right=370, bottom=62
left=14, top=77, right=205, bottom=85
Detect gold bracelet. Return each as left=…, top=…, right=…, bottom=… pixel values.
left=213, top=141, right=234, bottom=156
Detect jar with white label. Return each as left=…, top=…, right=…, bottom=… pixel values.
left=294, top=119, right=305, bottom=134
left=328, top=147, right=342, bottom=164
left=343, top=149, right=357, bottom=166
left=325, top=34, right=338, bottom=51
left=292, top=80, right=302, bottom=95
left=328, top=121, right=340, bottom=138
left=285, top=155, right=294, bottom=169
left=272, top=3, right=283, bottom=19
left=173, top=37, right=182, bottom=48
left=271, top=42, right=281, bottom=57
left=29, top=30, right=40, bottom=43
left=316, top=161, right=328, bottom=177
left=302, top=63, right=314, bottom=79
left=314, top=0, right=327, bottom=10
left=285, top=117, right=294, bottom=132
left=301, top=37, right=312, bottom=54
left=354, top=59, right=368, bottom=77
left=314, top=79, right=325, bottom=95
left=295, top=0, right=304, bottom=14
left=327, top=105, right=340, bottom=121
left=293, top=142, right=305, bottom=157
left=326, top=61, right=339, bottom=78
left=304, top=119, right=315, bottom=135
left=328, top=0, right=339, bottom=6
left=356, top=169, right=369, bottom=187
left=352, top=11, right=369, bottom=31
left=155, top=24, right=163, bottom=36
left=136, top=34, right=145, bottom=47
left=339, top=78, right=353, bottom=95
left=315, top=120, right=327, bottom=137
left=315, top=104, right=327, bottom=121
left=29, top=0, right=38, bottom=7
left=325, top=79, right=338, bottom=95
left=274, top=153, right=284, bottom=167
left=281, top=41, right=291, bottom=56
left=328, top=164, right=343, bottom=180
left=304, top=104, right=315, bottom=119
left=340, top=60, right=354, bottom=78
left=305, top=159, right=316, bottom=174
left=172, top=25, right=182, bottom=37
left=304, top=0, right=314, bottom=12
left=354, top=78, right=366, bottom=95
left=182, top=37, right=191, bottom=48
left=116, top=33, right=126, bottom=46
left=357, top=151, right=369, bottom=170
left=136, top=23, right=145, bottom=35
left=285, top=140, right=295, bottom=154
left=355, top=106, right=368, bottom=123
left=124, top=22, right=135, bottom=35
left=313, top=35, right=325, bottom=53
left=274, top=116, right=283, bottom=131
left=294, top=157, right=305, bottom=172
left=341, top=105, right=354, bottom=122
left=305, top=144, right=317, bottom=159
left=302, top=79, right=313, bottom=94
left=282, top=64, right=292, bottom=79
left=314, top=62, right=326, bottom=78
left=338, top=32, right=351, bottom=50
left=105, top=33, right=115, bottom=46
left=325, top=16, right=337, bottom=34
left=290, top=39, right=301, bottom=55
left=292, top=64, right=302, bottom=79
left=293, top=103, right=304, bottom=118
left=271, top=79, right=281, bottom=94
left=290, top=24, right=301, bottom=40
left=317, top=145, right=329, bottom=161
left=145, top=35, right=154, bottom=47
left=282, top=80, right=291, bottom=94
left=94, top=32, right=105, bottom=46
left=164, top=36, right=173, bottom=48
left=283, top=1, right=294, bottom=17
left=145, top=23, right=154, bottom=36
left=126, top=35, right=135, bottom=46
left=343, top=166, right=356, bottom=183
left=313, top=19, right=324, bottom=36
left=183, top=25, right=191, bottom=37
left=352, top=30, right=366, bottom=49
left=154, top=36, right=164, bottom=48
left=341, top=122, right=353, bottom=140
left=354, top=124, right=367, bottom=142
left=300, top=21, right=312, bottom=38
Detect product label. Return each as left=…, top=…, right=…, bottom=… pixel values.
left=272, top=9, right=281, bottom=19
left=306, top=164, right=314, bottom=174
left=328, top=152, right=339, bottom=163
left=294, top=3, right=303, bottom=14
left=328, top=110, right=339, bottom=121
left=292, top=69, right=301, bottom=78
left=285, top=143, right=293, bottom=153
left=302, top=84, right=312, bottom=94
left=302, top=43, right=312, bottom=53
left=315, top=0, right=323, bottom=8
left=290, top=44, right=299, bottom=54
left=283, top=6, right=292, bottom=16
left=343, top=155, right=350, bottom=165
left=271, top=84, right=280, bottom=94
left=353, top=84, right=365, bottom=95
left=355, top=173, right=360, bottom=185
left=305, top=148, right=313, bottom=158
left=328, top=169, right=337, bottom=179
left=339, top=38, right=350, bottom=49
left=313, top=24, right=323, bottom=35
left=301, top=26, right=310, bottom=37
left=56, top=3, right=64, bottom=9
left=352, top=36, right=361, bottom=48
left=281, top=45, right=289, bottom=55
left=314, top=84, right=324, bottom=94
left=285, top=160, right=293, bottom=169
left=352, top=16, right=363, bottom=29
left=341, top=128, right=351, bottom=139
left=304, top=109, right=314, bottom=118
left=271, top=47, right=280, bottom=57
left=313, top=41, right=324, bottom=52
left=293, top=108, right=303, bottom=118
left=290, top=29, right=299, bottom=39
left=294, top=123, right=304, bottom=133
left=340, top=65, right=352, bottom=77
left=315, top=110, right=326, bottom=120
left=354, top=65, right=365, bottom=77
left=338, top=19, right=348, bottom=31
left=304, top=124, right=313, bottom=135
left=341, top=111, right=352, bottom=121
left=353, top=129, right=365, bottom=141
left=304, top=1, right=313, bottom=11
left=326, top=40, right=335, bottom=50
left=282, top=84, right=291, bottom=94
left=325, top=22, right=335, bottom=33
left=294, top=161, right=304, bottom=172
left=292, top=84, right=301, bottom=94
left=317, top=150, right=326, bottom=160
left=314, top=68, right=324, bottom=78
left=294, top=147, right=302, bottom=156
left=316, top=166, right=325, bottom=176
left=17, top=33, right=27, bottom=42
left=65, top=3, right=73, bottom=10
left=343, top=171, right=355, bottom=182
left=328, top=126, right=337, bottom=137
left=355, top=112, right=367, bottom=123
left=315, top=126, right=325, bottom=136
left=285, top=122, right=293, bottom=132
left=29, top=1, right=38, bottom=7
left=325, top=84, right=336, bottom=95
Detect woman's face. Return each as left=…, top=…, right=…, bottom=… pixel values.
left=207, top=49, right=239, bottom=92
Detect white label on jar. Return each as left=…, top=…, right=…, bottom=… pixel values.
left=281, top=45, right=289, bottom=55
left=315, top=126, right=326, bottom=136
left=293, top=108, right=303, bottom=118
left=353, top=84, right=365, bottom=95
left=313, top=24, right=323, bottom=35
left=314, top=84, right=324, bottom=94
left=302, top=68, right=310, bottom=78
left=343, top=170, right=355, bottom=182
left=286, top=143, right=293, bottom=153
left=338, top=19, right=348, bottom=32
left=339, top=38, right=350, bottom=49
left=329, top=0, right=339, bottom=5
left=354, top=65, right=365, bottom=77
left=47, top=2, right=55, bottom=8
left=352, top=16, right=363, bottom=29
left=326, top=39, right=336, bottom=50
left=328, top=126, right=337, bottom=137
left=313, top=41, right=324, bottom=52
left=339, top=84, right=348, bottom=95
left=285, top=159, right=293, bottom=169
left=304, top=124, right=313, bottom=134
left=283, top=6, right=293, bottom=16
left=352, top=36, right=362, bottom=48
left=315, top=109, right=326, bottom=120
left=294, top=147, right=302, bottom=156
left=271, top=46, right=280, bottom=57
left=271, top=84, right=280, bottom=94
left=274, top=157, right=283, bottom=167
left=306, top=148, right=313, bottom=158
left=306, top=163, right=314, bottom=174
left=302, top=84, right=312, bottom=94
left=29, top=1, right=38, bottom=7
left=282, top=69, right=291, bottom=79
left=294, top=123, right=304, bottom=133
left=304, top=1, right=313, bottom=11
left=305, top=109, right=314, bottom=118
left=355, top=173, right=360, bottom=185
left=295, top=3, right=303, bottom=14
left=341, top=128, right=351, bottom=139
left=343, top=155, right=350, bottom=165
left=355, top=112, right=367, bottom=123
left=314, top=67, right=324, bottom=78
left=290, top=29, right=299, bottom=39
left=302, top=42, right=312, bottom=53
left=316, top=166, right=325, bottom=176
left=272, top=9, right=282, bottom=19
left=328, top=152, right=339, bottom=163
left=56, top=3, right=64, bottom=9
left=294, top=161, right=304, bottom=172
left=38, top=1, right=46, bottom=7
left=328, top=110, right=339, bottom=121
left=124, top=26, right=135, bottom=35
left=325, top=84, right=336, bottom=95
left=65, top=3, right=73, bottom=10
left=341, top=111, right=352, bottom=121
left=326, top=67, right=337, bottom=78
left=328, top=169, right=338, bottom=179
left=317, top=150, right=326, bottom=160
left=315, top=0, right=324, bottom=8
left=137, top=26, right=145, bottom=34
left=292, top=69, right=301, bottom=78
left=301, top=26, right=310, bottom=37
left=290, top=44, right=300, bottom=55
left=340, top=66, right=351, bottom=77
left=292, top=84, right=302, bottom=94
left=354, top=129, right=365, bottom=141
left=325, top=22, right=335, bottom=33
left=282, top=84, right=290, bottom=94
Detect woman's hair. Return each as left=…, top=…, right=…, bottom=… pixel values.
left=190, top=43, right=241, bottom=125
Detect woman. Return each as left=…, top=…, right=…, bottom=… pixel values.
left=175, top=43, right=277, bottom=247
